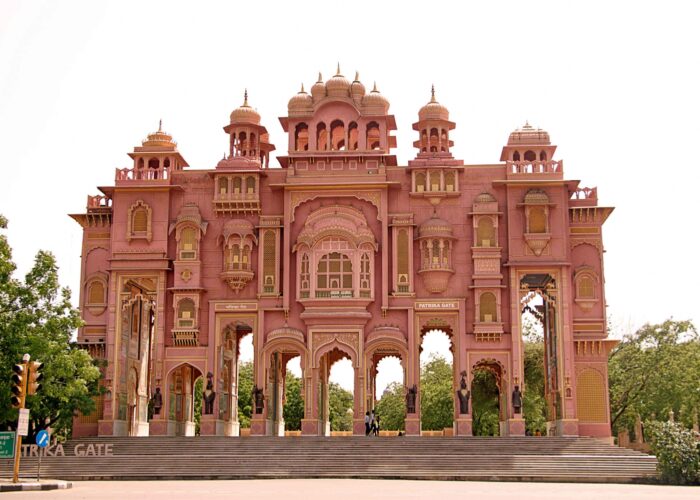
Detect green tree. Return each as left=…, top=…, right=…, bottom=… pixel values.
left=420, top=354, right=453, bottom=431
left=283, top=372, right=303, bottom=431
left=471, top=370, right=499, bottom=436
left=608, top=320, right=700, bottom=435
left=523, top=340, right=547, bottom=435
left=193, top=377, right=203, bottom=435
left=328, top=382, right=353, bottom=431
left=237, top=361, right=253, bottom=427
left=0, top=215, right=102, bottom=438
left=375, top=381, right=406, bottom=431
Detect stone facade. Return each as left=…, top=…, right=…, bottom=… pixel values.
left=70, top=68, right=615, bottom=438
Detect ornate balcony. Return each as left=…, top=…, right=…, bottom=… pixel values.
left=172, top=329, right=199, bottom=347
left=506, top=160, right=563, bottom=180
left=115, top=166, right=170, bottom=185
left=220, top=269, right=255, bottom=292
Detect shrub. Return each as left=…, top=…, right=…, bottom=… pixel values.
left=646, top=420, right=700, bottom=484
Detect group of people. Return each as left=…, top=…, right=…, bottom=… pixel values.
left=364, top=410, right=381, bottom=436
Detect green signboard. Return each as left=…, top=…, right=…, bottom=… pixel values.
left=0, top=431, right=15, bottom=459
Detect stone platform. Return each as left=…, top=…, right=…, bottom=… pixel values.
left=0, top=436, right=658, bottom=483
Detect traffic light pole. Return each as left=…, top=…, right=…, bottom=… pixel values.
left=12, top=356, right=29, bottom=484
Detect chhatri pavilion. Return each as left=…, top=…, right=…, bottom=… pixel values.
left=70, top=67, right=615, bottom=439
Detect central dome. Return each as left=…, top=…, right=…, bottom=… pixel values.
left=325, top=64, right=351, bottom=97
left=507, top=122, right=550, bottom=146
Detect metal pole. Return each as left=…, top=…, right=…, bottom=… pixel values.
left=37, top=447, right=42, bottom=482
left=12, top=356, right=30, bottom=483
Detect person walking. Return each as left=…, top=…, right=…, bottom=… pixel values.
left=370, top=410, right=376, bottom=436
left=374, top=415, right=381, bottom=436
left=364, top=411, right=371, bottom=436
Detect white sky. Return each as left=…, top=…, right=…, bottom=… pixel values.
left=1, top=0, right=699, bottom=390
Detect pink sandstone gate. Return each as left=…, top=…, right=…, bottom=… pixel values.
left=70, top=66, right=616, bottom=439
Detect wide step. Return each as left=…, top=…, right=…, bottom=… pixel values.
left=0, top=436, right=657, bottom=483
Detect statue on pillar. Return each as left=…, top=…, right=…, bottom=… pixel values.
left=406, top=384, right=417, bottom=414
left=457, top=371, right=470, bottom=414
left=150, top=387, right=163, bottom=415
left=203, top=372, right=216, bottom=415
left=253, top=385, right=264, bottom=414
left=512, top=385, right=523, bottom=414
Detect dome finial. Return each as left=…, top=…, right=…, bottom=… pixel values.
left=355, top=70, right=359, bottom=82
left=243, top=88, right=249, bottom=106
left=336, top=62, right=341, bottom=76
left=158, top=119, right=163, bottom=132
left=317, top=72, right=323, bottom=83
left=300, top=82, right=305, bottom=93
left=430, top=84, right=437, bottom=103
left=372, top=81, right=378, bottom=92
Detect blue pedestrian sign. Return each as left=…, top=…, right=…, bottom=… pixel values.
left=36, top=430, right=49, bottom=448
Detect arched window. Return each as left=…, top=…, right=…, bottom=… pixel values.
left=316, top=122, right=328, bottom=151
left=148, top=158, right=159, bottom=170
left=295, top=123, right=309, bottom=151
left=233, top=177, right=242, bottom=194
left=163, top=158, right=171, bottom=169
left=431, top=240, right=440, bottom=266
left=246, top=176, right=256, bottom=194
left=87, top=280, right=105, bottom=305
left=238, top=132, right=247, bottom=156
left=524, top=150, right=536, bottom=162
left=229, top=244, right=241, bottom=270
left=179, top=227, right=197, bottom=260
left=366, top=122, right=380, bottom=150
left=415, top=172, right=426, bottom=192
left=539, top=151, right=547, bottom=161
left=476, top=217, right=496, bottom=247
left=445, top=171, right=455, bottom=192
left=528, top=207, right=547, bottom=233
left=218, top=177, right=228, bottom=195
left=479, top=292, right=497, bottom=322
left=132, top=208, right=148, bottom=233
left=177, top=299, right=196, bottom=328
left=348, top=122, right=358, bottom=150
left=429, top=171, right=440, bottom=191
left=137, top=158, right=145, bottom=169
left=330, top=119, right=345, bottom=150
left=316, top=252, right=353, bottom=297
left=512, top=151, right=521, bottom=161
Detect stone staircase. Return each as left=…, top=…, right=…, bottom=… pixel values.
left=0, top=436, right=658, bottom=483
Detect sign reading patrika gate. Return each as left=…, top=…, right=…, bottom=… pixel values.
left=414, top=301, right=459, bottom=310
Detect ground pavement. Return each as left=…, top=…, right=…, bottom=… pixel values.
left=3, top=480, right=698, bottom=499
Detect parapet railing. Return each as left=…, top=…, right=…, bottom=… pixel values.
left=115, top=166, right=170, bottom=181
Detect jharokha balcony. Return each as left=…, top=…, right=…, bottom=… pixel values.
left=115, top=166, right=171, bottom=185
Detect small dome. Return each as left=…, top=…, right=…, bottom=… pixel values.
left=142, top=120, right=176, bottom=147
left=474, top=192, right=496, bottom=204
left=288, top=84, right=313, bottom=112
left=418, top=86, right=449, bottom=121
left=523, top=189, right=550, bottom=205
left=311, top=72, right=326, bottom=101
left=350, top=71, right=366, bottom=99
left=362, top=82, right=390, bottom=111
left=418, top=216, right=453, bottom=238
left=508, top=122, right=550, bottom=146
left=230, top=90, right=261, bottom=125
left=326, top=64, right=351, bottom=97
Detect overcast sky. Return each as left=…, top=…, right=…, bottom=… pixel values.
left=1, top=1, right=698, bottom=390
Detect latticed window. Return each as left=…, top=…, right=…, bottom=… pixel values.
left=429, top=171, right=440, bottom=191
left=177, top=299, right=196, bottom=328
left=246, top=176, right=256, bottom=194
left=262, top=230, right=276, bottom=292
left=576, top=369, right=607, bottom=423
left=445, top=171, right=455, bottom=192
left=397, top=229, right=409, bottom=292
left=360, top=253, right=371, bottom=297
left=415, top=172, right=426, bottom=191
left=476, top=217, right=496, bottom=247
left=528, top=207, right=547, bottom=233
left=300, top=254, right=310, bottom=298
left=87, top=280, right=105, bottom=305
left=479, top=292, right=497, bottom=322
left=577, top=276, right=595, bottom=299
left=179, top=227, right=197, bottom=260
left=316, top=252, right=353, bottom=298
left=233, top=177, right=242, bottom=194
left=132, top=208, right=148, bottom=233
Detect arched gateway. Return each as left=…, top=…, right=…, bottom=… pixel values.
left=71, top=66, right=616, bottom=439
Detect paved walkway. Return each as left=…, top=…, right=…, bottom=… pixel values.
left=5, top=480, right=698, bottom=499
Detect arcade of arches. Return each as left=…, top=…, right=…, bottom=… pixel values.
left=71, top=67, right=615, bottom=439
